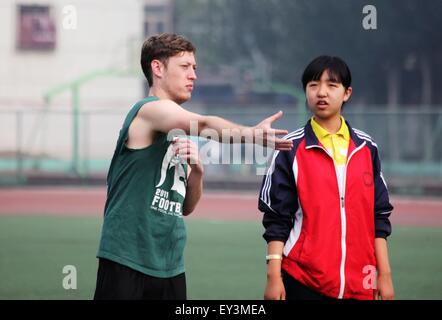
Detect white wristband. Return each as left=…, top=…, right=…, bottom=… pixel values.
left=266, top=254, right=283, bottom=261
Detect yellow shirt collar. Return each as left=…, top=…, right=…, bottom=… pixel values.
left=311, top=116, right=350, bottom=141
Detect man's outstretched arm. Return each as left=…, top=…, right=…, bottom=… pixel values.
left=139, top=99, right=293, bottom=150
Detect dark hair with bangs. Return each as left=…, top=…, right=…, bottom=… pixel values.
left=141, top=33, right=196, bottom=87
left=301, top=56, right=352, bottom=91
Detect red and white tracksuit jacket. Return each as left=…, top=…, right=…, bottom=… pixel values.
left=259, top=119, right=393, bottom=300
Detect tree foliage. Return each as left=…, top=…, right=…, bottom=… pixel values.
left=175, top=0, right=442, bottom=105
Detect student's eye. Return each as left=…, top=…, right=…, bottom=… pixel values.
left=309, top=83, right=317, bottom=87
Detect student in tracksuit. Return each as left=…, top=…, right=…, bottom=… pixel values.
left=260, top=56, right=395, bottom=300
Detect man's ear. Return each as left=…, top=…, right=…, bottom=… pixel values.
left=151, top=59, right=164, bottom=80
left=343, top=86, right=352, bottom=102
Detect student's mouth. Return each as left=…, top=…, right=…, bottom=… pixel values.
left=186, top=85, right=194, bottom=92
left=316, top=100, right=329, bottom=109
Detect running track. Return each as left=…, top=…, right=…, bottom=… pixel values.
left=0, top=187, right=441, bottom=226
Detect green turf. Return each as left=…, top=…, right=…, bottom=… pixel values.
left=0, top=216, right=441, bottom=300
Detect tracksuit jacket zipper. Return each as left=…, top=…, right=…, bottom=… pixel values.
left=306, top=141, right=366, bottom=298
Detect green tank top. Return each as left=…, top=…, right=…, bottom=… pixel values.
left=97, top=96, right=188, bottom=278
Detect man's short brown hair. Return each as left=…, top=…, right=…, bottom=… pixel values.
left=140, top=33, right=196, bottom=87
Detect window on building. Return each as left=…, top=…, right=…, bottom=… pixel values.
left=144, top=5, right=165, bottom=14
left=156, top=22, right=164, bottom=34
left=143, top=3, right=172, bottom=37
left=17, top=4, right=56, bottom=50
left=143, top=22, right=149, bottom=37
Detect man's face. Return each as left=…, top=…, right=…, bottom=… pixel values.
left=161, top=51, right=197, bottom=104
left=306, top=70, right=352, bottom=121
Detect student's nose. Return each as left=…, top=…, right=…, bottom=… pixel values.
left=317, top=83, right=327, bottom=97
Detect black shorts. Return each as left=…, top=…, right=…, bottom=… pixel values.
left=283, top=271, right=334, bottom=300
left=93, top=258, right=186, bottom=300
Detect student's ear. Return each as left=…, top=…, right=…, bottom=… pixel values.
left=343, top=87, right=352, bottom=102
left=151, top=59, right=164, bottom=80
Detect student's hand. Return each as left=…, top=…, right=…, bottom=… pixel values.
left=253, top=111, right=293, bottom=151
left=374, top=272, right=395, bottom=300
left=264, top=274, right=286, bottom=300
left=172, top=138, right=203, bottom=175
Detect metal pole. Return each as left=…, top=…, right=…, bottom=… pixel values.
left=72, top=85, right=80, bottom=176
left=16, top=110, right=24, bottom=184
left=82, top=111, right=90, bottom=177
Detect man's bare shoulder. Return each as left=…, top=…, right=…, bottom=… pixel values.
left=139, top=99, right=181, bottom=116
left=135, top=98, right=200, bottom=133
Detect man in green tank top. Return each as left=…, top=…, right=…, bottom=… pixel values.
left=94, top=33, right=293, bottom=300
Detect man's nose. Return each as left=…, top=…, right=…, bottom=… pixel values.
left=189, top=69, right=197, bottom=80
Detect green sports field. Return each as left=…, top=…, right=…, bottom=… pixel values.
left=0, top=216, right=441, bottom=300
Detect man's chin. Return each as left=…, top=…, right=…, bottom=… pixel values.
left=177, top=94, right=191, bottom=105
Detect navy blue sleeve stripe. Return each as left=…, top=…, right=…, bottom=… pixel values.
left=260, top=133, right=304, bottom=211
left=353, top=128, right=372, bottom=139
left=370, top=138, right=393, bottom=238
left=261, top=151, right=280, bottom=211
left=283, top=128, right=304, bottom=140
left=356, top=134, right=379, bottom=148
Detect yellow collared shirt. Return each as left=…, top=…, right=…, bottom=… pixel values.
left=311, top=116, right=350, bottom=165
